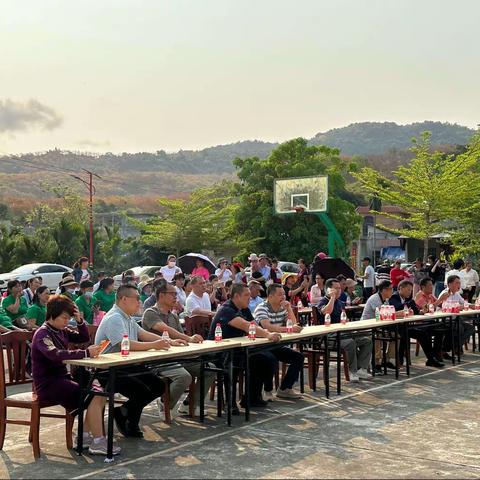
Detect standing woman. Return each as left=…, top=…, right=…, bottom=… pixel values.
left=2, top=280, right=29, bottom=328
left=75, top=280, right=96, bottom=324
left=31, top=295, right=120, bottom=455
left=160, top=255, right=182, bottom=283
left=23, top=277, right=42, bottom=307
left=26, top=285, right=50, bottom=328
left=92, top=277, right=116, bottom=313
left=72, top=257, right=92, bottom=284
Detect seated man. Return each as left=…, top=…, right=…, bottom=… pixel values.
left=248, top=280, right=264, bottom=313
left=185, top=276, right=214, bottom=317
left=95, top=285, right=170, bottom=438
left=143, top=278, right=167, bottom=310
left=207, top=283, right=281, bottom=411
left=390, top=279, right=444, bottom=368
left=317, top=278, right=373, bottom=382
left=361, top=280, right=395, bottom=372
left=437, top=275, right=475, bottom=358
left=142, top=282, right=215, bottom=418
left=253, top=283, right=304, bottom=400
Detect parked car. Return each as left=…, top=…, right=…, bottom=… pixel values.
left=277, top=261, right=300, bottom=274
left=113, top=266, right=161, bottom=289
left=0, top=263, right=72, bottom=293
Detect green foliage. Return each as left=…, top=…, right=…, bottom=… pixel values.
left=354, top=131, right=480, bottom=259
left=233, top=138, right=361, bottom=260
left=142, top=181, right=239, bottom=256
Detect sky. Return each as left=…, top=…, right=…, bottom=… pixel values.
left=0, top=0, right=479, bottom=154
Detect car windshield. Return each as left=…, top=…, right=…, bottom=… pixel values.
left=9, top=264, right=41, bottom=274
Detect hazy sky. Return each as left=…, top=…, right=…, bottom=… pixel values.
left=1, top=0, right=479, bottom=154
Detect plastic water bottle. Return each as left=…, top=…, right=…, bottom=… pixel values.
left=286, top=318, right=293, bottom=333
left=324, top=313, right=331, bottom=326
left=429, top=303, right=435, bottom=314
left=121, top=334, right=130, bottom=357
left=346, top=296, right=351, bottom=307
left=375, top=307, right=380, bottom=322
left=214, top=323, right=222, bottom=342
left=403, top=305, right=409, bottom=318
left=297, top=300, right=303, bottom=310
left=248, top=321, right=256, bottom=340
left=162, top=330, right=170, bottom=341
left=340, top=310, right=347, bottom=324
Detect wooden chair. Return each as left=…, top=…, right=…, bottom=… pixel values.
left=0, top=331, right=75, bottom=459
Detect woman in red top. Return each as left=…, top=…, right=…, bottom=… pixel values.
left=390, top=260, right=411, bottom=290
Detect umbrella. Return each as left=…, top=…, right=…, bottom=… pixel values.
left=311, top=258, right=355, bottom=281
left=177, top=253, right=216, bottom=275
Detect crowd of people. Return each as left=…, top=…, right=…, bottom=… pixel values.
left=0, top=252, right=479, bottom=457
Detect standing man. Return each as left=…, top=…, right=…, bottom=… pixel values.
left=462, top=261, right=479, bottom=303
left=359, top=257, right=375, bottom=299
left=253, top=284, right=304, bottom=399
left=95, top=285, right=169, bottom=438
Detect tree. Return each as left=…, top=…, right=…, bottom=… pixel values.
left=354, top=132, right=480, bottom=260
left=233, top=138, right=361, bottom=260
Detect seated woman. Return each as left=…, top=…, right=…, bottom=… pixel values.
left=92, top=277, right=116, bottom=314
left=191, top=259, right=210, bottom=281
left=31, top=295, right=120, bottom=456
left=75, top=280, right=97, bottom=324
left=2, top=280, right=29, bottom=328
left=26, top=285, right=50, bottom=329
left=173, top=273, right=187, bottom=312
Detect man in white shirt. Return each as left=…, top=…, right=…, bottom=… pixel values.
left=359, top=257, right=375, bottom=299
left=185, top=275, right=213, bottom=317
left=214, top=258, right=232, bottom=284
left=462, top=261, right=479, bottom=302
left=444, top=259, right=466, bottom=290
left=160, top=255, right=183, bottom=283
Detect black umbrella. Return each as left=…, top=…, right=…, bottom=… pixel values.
left=311, top=258, right=355, bottom=281
left=177, top=253, right=216, bottom=275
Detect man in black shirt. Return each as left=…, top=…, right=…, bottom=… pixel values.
left=389, top=280, right=444, bottom=368
left=208, top=283, right=281, bottom=410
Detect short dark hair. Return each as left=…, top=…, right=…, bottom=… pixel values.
left=97, top=271, right=106, bottom=278
left=33, top=285, right=49, bottom=305
left=378, top=280, right=392, bottom=292
left=208, top=274, right=218, bottom=282
left=122, top=275, right=136, bottom=285
left=155, top=282, right=176, bottom=299
left=153, top=278, right=167, bottom=290
left=362, top=257, right=371, bottom=262
left=231, top=283, right=249, bottom=298
left=419, top=277, right=433, bottom=288
left=398, top=279, right=413, bottom=289
left=116, top=284, right=139, bottom=300
left=453, top=259, right=465, bottom=270
left=173, top=272, right=185, bottom=281
left=7, top=279, right=20, bottom=293
left=80, top=280, right=94, bottom=290
left=325, top=278, right=340, bottom=289
left=447, top=274, right=460, bottom=285
left=267, top=283, right=283, bottom=297
left=99, top=277, right=114, bottom=291
left=337, top=274, right=346, bottom=282
left=225, top=280, right=233, bottom=289
left=46, top=294, right=76, bottom=320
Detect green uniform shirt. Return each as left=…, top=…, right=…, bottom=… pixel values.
left=0, top=305, right=13, bottom=329
left=140, top=293, right=149, bottom=303
left=92, top=289, right=116, bottom=313
left=1, top=295, right=28, bottom=320
left=75, top=294, right=94, bottom=324
left=26, top=303, right=47, bottom=326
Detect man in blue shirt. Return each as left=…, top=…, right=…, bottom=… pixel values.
left=317, top=278, right=373, bottom=382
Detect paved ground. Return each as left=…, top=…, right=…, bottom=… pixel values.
left=2, top=351, right=480, bottom=479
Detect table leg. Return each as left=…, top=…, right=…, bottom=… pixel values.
left=371, top=329, right=376, bottom=377
left=227, top=350, right=233, bottom=426
left=457, top=316, right=462, bottom=363
left=382, top=329, right=387, bottom=375
left=473, top=316, right=477, bottom=353
left=105, top=368, right=116, bottom=463
left=299, top=342, right=305, bottom=394
left=336, top=331, right=341, bottom=395
left=404, top=323, right=410, bottom=376
left=76, top=366, right=86, bottom=455
left=450, top=317, right=455, bottom=365
left=325, top=337, right=330, bottom=399
left=394, top=323, right=399, bottom=379
left=199, top=359, right=205, bottom=423
left=244, top=349, right=250, bottom=422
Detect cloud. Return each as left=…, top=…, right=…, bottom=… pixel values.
left=0, top=98, right=63, bottom=133
left=76, top=139, right=111, bottom=148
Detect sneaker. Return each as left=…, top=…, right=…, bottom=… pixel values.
left=349, top=373, right=360, bottom=382
left=73, top=432, right=93, bottom=449
left=177, top=402, right=200, bottom=416
left=156, top=398, right=164, bottom=416
left=88, top=436, right=121, bottom=456
left=276, top=388, right=303, bottom=399
left=263, top=390, right=275, bottom=402
left=357, top=368, right=372, bottom=380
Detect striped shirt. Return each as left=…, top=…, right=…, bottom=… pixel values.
left=253, top=300, right=287, bottom=326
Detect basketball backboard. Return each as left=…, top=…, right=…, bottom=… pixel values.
left=274, top=175, right=328, bottom=214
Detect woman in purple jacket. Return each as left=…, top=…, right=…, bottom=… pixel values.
left=31, top=295, right=120, bottom=456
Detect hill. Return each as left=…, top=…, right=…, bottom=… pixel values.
left=0, top=121, right=475, bottom=204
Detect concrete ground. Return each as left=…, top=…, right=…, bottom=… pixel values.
left=2, top=350, right=480, bottom=479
